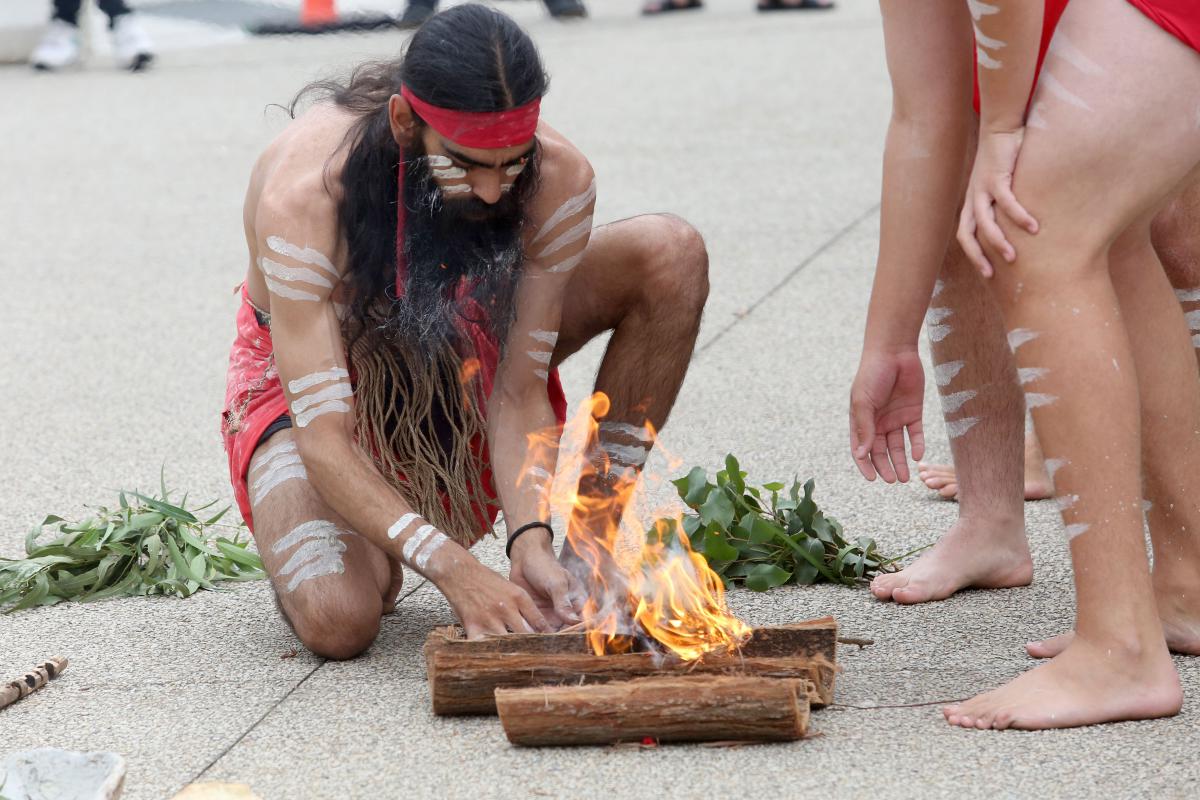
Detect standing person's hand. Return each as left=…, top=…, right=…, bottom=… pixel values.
left=957, top=127, right=1040, bottom=277
left=850, top=348, right=926, bottom=483
left=508, top=531, right=585, bottom=629
left=437, top=558, right=553, bottom=638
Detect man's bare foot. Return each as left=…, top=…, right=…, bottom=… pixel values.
left=944, top=636, right=1181, bottom=730
left=870, top=516, right=1032, bottom=603
left=919, top=433, right=1054, bottom=501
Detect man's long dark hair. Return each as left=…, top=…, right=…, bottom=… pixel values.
left=282, top=4, right=551, bottom=546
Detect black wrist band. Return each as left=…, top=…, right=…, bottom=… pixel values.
left=506, top=521, right=554, bottom=559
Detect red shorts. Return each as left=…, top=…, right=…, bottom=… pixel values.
left=972, top=0, right=1070, bottom=114
left=220, top=285, right=569, bottom=532
left=1126, top=0, right=1200, bottom=52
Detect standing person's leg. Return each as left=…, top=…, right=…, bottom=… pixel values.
left=870, top=234, right=1032, bottom=603
left=100, top=0, right=153, bottom=71
left=945, top=0, right=1200, bottom=729
left=96, top=0, right=131, bottom=23
left=52, top=0, right=84, bottom=23
left=31, top=0, right=84, bottom=70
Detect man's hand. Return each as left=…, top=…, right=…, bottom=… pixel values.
left=850, top=348, right=926, bottom=483
left=438, top=559, right=553, bottom=639
left=508, top=531, right=585, bottom=629
left=957, top=127, right=1039, bottom=277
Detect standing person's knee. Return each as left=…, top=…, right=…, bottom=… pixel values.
left=286, top=589, right=383, bottom=660
left=639, top=214, right=709, bottom=318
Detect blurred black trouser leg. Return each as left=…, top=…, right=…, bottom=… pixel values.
left=53, top=0, right=134, bottom=27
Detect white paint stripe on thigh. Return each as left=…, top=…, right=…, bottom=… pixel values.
left=940, top=390, right=978, bottom=415
left=973, top=25, right=1006, bottom=51
left=927, top=323, right=953, bottom=342
left=967, top=0, right=998, bottom=21
left=548, top=250, right=586, bottom=274
left=1044, top=458, right=1069, bottom=482
left=251, top=437, right=298, bottom=476
left=265, top=277, right=321, bottom=302
left=414, top=532, right=449, bottom=571
left=288, top=368, right=350, bottom=395
left=251, top=463, right=308, bottom=507
left=1064, top=523, right=1090, bottom=540
left=1049, top=33, right=1104, bottom=76
left=1007, top=328, right=1039, bottom=351
left=259, top=257, right=333, bottom=289
left=402, top=524, right=436, bottom=563
left=976, top=47, right=1002, bottom=70
left=933, top=360, right=965, bottom=387
left=272, top=519, right=330, bottom=554
left=540, top=216, right=593, bottom=260
left=294, top=399, right=351, bottom=428
left=532, top=178, right=597, bottom=245
left=265, top=237, right=338, bottom=277
left=945, top=417, right=979, bottom=439
left=1018, top=367, right=1050, bottom=385
left=1025, top=392, right=1057, bottom=410
left=388, top=513, right=421, bottom=540
left=291, top=382, right=354, bottom=415
left=1041, top=71, right=1092, bottom=111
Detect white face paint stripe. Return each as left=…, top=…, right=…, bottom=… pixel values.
left=388, top=513, right=421, bottom=540
left=1044, top=458, right=1069, bottom=482
left=602, top=441, right=649, bottom=468
left=1041, top=72, right=1092, bottom=111
left=927, top=323, right=953, bottom=343
left=1048, top=34, right=1104, bottom=75
left=933, top=360, right=965, bottom=387
left=532, top=179, right=597, bottom=245
left=540, top=216, right=593, bottom=260
left=291, top=382, right=354, bottom=415
left=529, top=329, right=559, bottom=346
left=1025, top=393, right=1058, bottom=410
left=548, top=251, right=586, bottom=274
left=432, top=166, right=467, bottom=180
left=1064, top=523, right=1090, bottom=540
left=265, top=277, right=321, bottom=303
left=1007, top=328, right=1039, bottom=351
left=967, top=0, right=998, bottom=20
left=402, top=525, right=436, bottom=563
left=1175, top=288, right=1200, bottom=303
left=925, top=307, right=953, bottom=325
left=505, top=164, right=525, bottom=176
left=1018, top=367, right=1050, bottom=385
left=259, top=257, right=333, bottom=289
left=288, top=368, right=350, bottom=395
left=294, top=399, right=351, bottom=428
left=414, top=532, right=449, bottom=571
left=265, top=236, right=337, bottom=277
left=973, top=25, right=1006, bottom=51
left=599, top=422, right=653, bottom=442
left=526, top=350, right=553, bottom=365
left=534, top=368, right=549, bottom=381
left=940, top=390, right=978, bottom=415
left=251, top=437, right=298, bottom=476
left=976, top=47, right=1003, bottom=70
left=251, top=463, right=308, bottom=507
left=425, top=155, right=452, bottom=168
left=442, top=184, right=472, bottom=195
left=500, top=183, right=515, bottom=194
left=1054, top=494, right=1079, bottom=512
left=945, top=417, right=979, bottom=439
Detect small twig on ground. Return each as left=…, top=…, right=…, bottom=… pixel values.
left=0, top=656, right=69, bottom=711
left=836, top=636, right=874, bottom=649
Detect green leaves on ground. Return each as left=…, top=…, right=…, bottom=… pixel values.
left=656, top=455, right=921, bottom=591
left=0, top=481, right=264, bottom=613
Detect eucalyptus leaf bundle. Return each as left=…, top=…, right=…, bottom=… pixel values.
left=656, top=455, right=924, bottom=591
left=0, top=482, right=264, bottom=613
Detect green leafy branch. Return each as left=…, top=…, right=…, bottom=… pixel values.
left=0, top=477, right=265, bottom=613
left=654, top=455, right=926, bottom=592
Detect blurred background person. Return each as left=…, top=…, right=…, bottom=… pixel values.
left=399, top=0, right=587, bottom=27
left=641, top=0, right=833, bottom=15
left=30, top=0, right=154, bottom=72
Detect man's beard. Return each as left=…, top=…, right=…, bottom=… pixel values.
left=390, top=137, right=537, bottom=347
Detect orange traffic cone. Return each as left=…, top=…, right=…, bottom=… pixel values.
left=300, top=0, right=338, bottom=27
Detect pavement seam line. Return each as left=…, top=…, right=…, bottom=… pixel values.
left=695, top=202, right=881, bottom=358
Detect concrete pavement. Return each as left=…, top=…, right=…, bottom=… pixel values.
left=0, top=1, right=1196, bottom=797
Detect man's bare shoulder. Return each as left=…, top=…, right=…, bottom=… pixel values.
left=531, top=123, right=595, bottom=209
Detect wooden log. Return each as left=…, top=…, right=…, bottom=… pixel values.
left=424, top=618, right=837, bottom=716
left=0, top=656, right=69, bottom=711
left=496, top=676, right=810, bottom=746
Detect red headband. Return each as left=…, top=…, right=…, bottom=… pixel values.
left=401, top=85, right=540, bottom=149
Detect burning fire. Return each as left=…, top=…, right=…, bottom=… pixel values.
left=521, top=392, right=751, bottom=662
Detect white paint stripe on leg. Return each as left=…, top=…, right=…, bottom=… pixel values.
left=294, top=399, right=351, bottom=428
left=1064, top=523, right=1090, bottom=540
left=945, top=417, right=979, bottom=439
left=251, top=437, right=298, bottom=476
left=1007, top=328, right=1039, bottom=351
left=1175, top=288, right=1200, bottom=303
left=529, top=329, right=559, bottom=346
left=402, top=524, right=436, bottom=563
left=1018, top=367, right=1050, bottom=385
left=1041, top=72, right=1092, bottom=111
left=1025, top=393, right=1058, bottom=410
left=387, top=513, right=421, bottom=540
left=940, top=390, right=978, bottom=415
left=288, top=368, right=350, bottom=395
left=973, top=25, right=1006, bottom=51
left=976, top=47, right=1002, bottom=70
left=526, top=350, right=553, bottom=365
left=934, top=360, right=965, bottom=387
left=265, top=277, right=321, bottom=302
left=291, top=383, right=354, bottom=415
left=967, top=0, right=998, bottom=20
left=532, top=179, right=597, bottom=245
left=1054, top=494, right=1079, bottom=512
left=1048, top=33, right=1104, bottom=76
left=265, top=237, right=337, bottom=277
left=602, top=441, right=649, bottom=468
left=251, top=463, right=308, bottom=507
left=927, top=324, right=953, bottom=343
left=925, top=307, right=954, bottom=325
left=259, top=257, right=333, bottom=289
left=1044, top=458, right=1069, bottom=481
left=414, top=532, right=449, bottom=571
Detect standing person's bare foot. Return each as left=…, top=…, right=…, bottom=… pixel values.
left=757, top=0, right=834, bottom=10
left=870, top=515, right=1032, bottom=603
left=919, top=431, right=1054, bottom=501
left=944, top=636, right=1182, bottom=730
left=641, top=0, right=702, bottom=15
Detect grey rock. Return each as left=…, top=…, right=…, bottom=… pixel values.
left=0, top=750, right=126, bottom=800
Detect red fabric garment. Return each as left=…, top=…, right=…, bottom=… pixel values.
left=1125, top=0, right=1200, bottom=52
left=971, top=0, right=1070, bottom=115
left=400, top=85, right=540, bottom=148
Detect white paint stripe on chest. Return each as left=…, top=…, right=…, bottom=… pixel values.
left=402, top=525, right=436, bottom=563
left=387, top=513, right=421, bottom=540
left=532, top=179, right=597, bottom=245
left=265, top=277, right=320, bottom=303
left=251, top=462, right=308, bottom=507
left=294, top=399, right=351, bottom=428
left=291, top=382, right=354, bottom=414
left=940, top=390, right=978, bottom=415
left=540, top=216, right=593, bottom=259
left=1007, top=328, right=1039, bottom=351
left=945, top=417, right=979, bottom=439
left=259, top=257, right=333, bottom=289
left=1049, top=34, right=1104, bottom=76
left=934, top=360, right=965, bottom=387
left=599, top=421, right=653, bottom=442
left=288, top=368, right=350, bottom=395
left=265, top=237, right=337, bottom=277
left=414, top=532, right=449, bottom=571
left=1041, top=72, right=1092, bottom=111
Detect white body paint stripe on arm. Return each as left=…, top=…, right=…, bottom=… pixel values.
left=1018, top=367, right=1050, bottom=385
left=402, top=525, right=436, bottom=563
left=540, top=216, right=593, bottom=260
left=1064, top=523, right=1090, bottom=540
left=388, top=513, right=421, bottom=540
left=526, top=350, right=553, bottom=365
left=294, top=399, right=351, bottom=428
left=548, top=251, right=586, bottom=274
left=291, top=383, right=354, bottom=414
left=265, top=277, right=321, bottom=303
left=288, top=368, right=350, bottom=395
left=414, top=532, right=449, bottom=571
left=532, top=178, right=597, bottom=245
left=529, top=329, right=559, bottom=346
left=265, top=237, right=338, bottom=277
left=259, top=257, right=333, bottom=289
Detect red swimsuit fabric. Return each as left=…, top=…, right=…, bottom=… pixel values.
left=972, top=0, right=1070, bottom=115
left=1125, top=0, right=1200, bottom=52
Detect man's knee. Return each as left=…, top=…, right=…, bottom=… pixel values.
left=286, top=591, right=382, bottom=660
left=1151, top=184, right=1200, bottom=289
left=638, top=213, right=709, bottom=315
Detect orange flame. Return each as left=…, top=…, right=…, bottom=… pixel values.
left=521, top=392, right=751, bottom=661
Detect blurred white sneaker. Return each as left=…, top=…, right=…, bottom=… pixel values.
left=111, top=14, right=154, bottom=72
left=30, top=19, right=81, bottom=71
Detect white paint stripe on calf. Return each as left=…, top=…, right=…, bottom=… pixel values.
left=294, top=399, right=351, bottom=428
left=1041, top=72, right=1092, bottom=111
left=1055, top=494, right=1079, bottom=512
left=1007, top=328, right=1039, bottom=351
left=976, top=47, right=1002, bottom=70
left=933, top=360, right=965, bottom=387
left=259, top=257, right=333, bottom=289
left=414, top=532, right=449, bottom=571
left=1049, top=34, right=1104, bottom=75
left=432, top=167, right=467, bottom=180
left=940, top=390, right=978, bottom=415
left=540, top=216, right=593, bottom=259
left=602, top=441, right=649, bottom=467
left=1025, top=393, right=1057, bottom=410
left=973, top=26, right=1005, bottom=52
left=932, top=280, right=945, bottom=297
left=1018, top=367, right=1049, bottom=385
left=599, top=422, right=653, bottom=442
left=265, top=236, right=337, bottom=277
left=529, top=329, right=559, bottom=346
left=927, top=324, right=953, bottom=342
left=1044, top=458, right=1069, bottom=481
left=251, top=463, right=307, bottom=506
left=265, top=277, right=321, bottom=302
left=291, top=382, right=354, bottom=414
left=402, top=525, right=436, bottom=563
left=967, top=0, right=998, bottom=20
left=387, top=513, right=421, bottom=540
left=926, top=307, right=953, bottom=325
left=288, top=367, right=350, bottom=395
left=1176, top=288, right=1200, bottom=303
left=1185, top=310, right=1200, bottom=330
left=534, top=368, right=549, bottom=381
left=1064, top=523, right=1090, bottom=540
left=526, top=350, right=553, bottom=365
left=945, top=417, right=979, bottom=439
left=548, top=251, right=586, bottom=274
left=532, top=179, right=597, bottom=245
